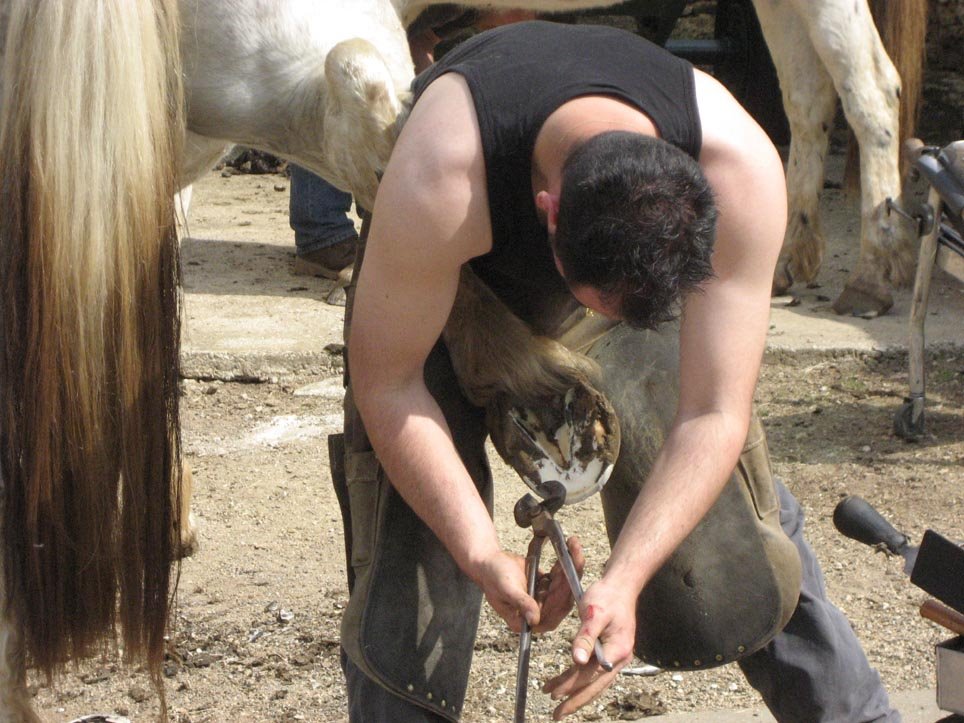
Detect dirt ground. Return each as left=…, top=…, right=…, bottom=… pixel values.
left=25, top=8, right=964, bottom=723
left=29, top=349, right=964, bottom=723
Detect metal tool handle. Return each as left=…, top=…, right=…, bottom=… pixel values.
left=515, top=536, right=545, bottom=723
left=546, top=519, right=614, bottom=672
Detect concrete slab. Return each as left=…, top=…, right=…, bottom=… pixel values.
left=179, top=172, right=348, bottom=379
left=179, top=166, right=964, bottom=380
left=642, top=688, right=948, bottom=722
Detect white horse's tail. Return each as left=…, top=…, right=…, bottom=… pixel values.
left=0, top=0, right=183, bottom=687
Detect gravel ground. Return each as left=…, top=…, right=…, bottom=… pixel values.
left=29, top=352, right=964, bottom=722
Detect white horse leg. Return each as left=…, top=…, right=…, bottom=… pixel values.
left=180, top=130, right=234, bottom=189
left=175, top=184, right=193, bottom=229
left=753, top=0, right=839, bottom=296
left=175, top=131, right=234, bottom=230
left=787, top=0, right=905, bottom=315
left=176, top=463, right=199, bottom=559
left=0, top=558, right=40, bottom=723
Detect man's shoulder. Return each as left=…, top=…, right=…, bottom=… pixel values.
left=395, top=73, right=485, bottom=181
left=376, top=72, right=493, bottom=262
left=692, top=70, right=771, bottom=165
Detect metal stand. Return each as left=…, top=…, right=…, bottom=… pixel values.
left=891, top=140, right=964, bottom=441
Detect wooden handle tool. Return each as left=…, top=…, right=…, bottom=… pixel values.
left=920, top=599, right=964, bottom=636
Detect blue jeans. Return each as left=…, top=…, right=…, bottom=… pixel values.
left=288, top=165, right=359, bottom=254
left=736, top=482, right=900, bottom=723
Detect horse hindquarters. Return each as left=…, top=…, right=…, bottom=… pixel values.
left=0, top=0, right=183, bottom=687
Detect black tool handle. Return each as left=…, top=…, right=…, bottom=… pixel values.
left=832, top=496, right=908, bottom=554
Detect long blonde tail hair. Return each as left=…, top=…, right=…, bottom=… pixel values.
left=0, top=0, right=183, bottom=685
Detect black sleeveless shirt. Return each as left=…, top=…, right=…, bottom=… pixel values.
left=411, top=21, right=702, bottom=332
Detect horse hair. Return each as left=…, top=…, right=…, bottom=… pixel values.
left=443, top=266, right=599, bottom=409
left=0, top=0, right=183, bottom=697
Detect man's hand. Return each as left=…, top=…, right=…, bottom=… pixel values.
left=476, top=550, right=539, bottom=632
left=476, top=536, right=585, bottom=634
left=542, top=577, right=637, bottom=720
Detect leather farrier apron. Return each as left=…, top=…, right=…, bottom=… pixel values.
left=328, top=223, right=802, bottom=721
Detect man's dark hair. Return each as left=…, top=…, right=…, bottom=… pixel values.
left=554, top=131, right=717, bottom=329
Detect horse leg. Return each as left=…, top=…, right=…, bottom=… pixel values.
left=0, top=561, right=40, bottom=722
left=752, top=0, right=838, bottom=296
left=785, top=0, right=905, bottom=316
left=180, top=130, right=234, bottom=189
left=175, top=463, right=199, bottom=559
left=322, top=38, right=411, bottom=211
left=175, top=132, right=235, bottom=231
left=442, top=267, right=598, bottom=409
left=170, top=130, right=232, bottom=557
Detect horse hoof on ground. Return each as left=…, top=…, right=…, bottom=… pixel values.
left=832, top=283, right=893, bottom=317
left=177, top=512, right=200, bottom=560
left=486, top=379, right=620, bottom=505
left=771, top=263, right=793, bottom=297
left=326, top=284, right=347, bottom=306
left=326, top=267, right=352, bottom=307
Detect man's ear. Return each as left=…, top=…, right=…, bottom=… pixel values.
left=535, top=191, right=560, bottom=236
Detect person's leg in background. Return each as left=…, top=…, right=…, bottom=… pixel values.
left=289, top=164, right=359, bottom=278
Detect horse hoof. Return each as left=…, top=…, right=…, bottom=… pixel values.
left=831, top=284, right=893, bottom=317
left=176, top=536, right=199, bottom=560
left=771, top=264, right=793, bottom=297
left=176, top=513, right=200, bottom=560
left=326, top=284, right=347, bottom=307
left=486, top=381, right=620, bottom=505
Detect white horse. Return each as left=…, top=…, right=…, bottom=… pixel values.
left=0, top=0, right=925, bottom=718
left=178, top=0, right=926, bottom=317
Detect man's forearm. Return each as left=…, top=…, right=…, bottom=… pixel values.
left=602, top=410, right=749, bottom=597
left=355, top=379, right=500, bottom=582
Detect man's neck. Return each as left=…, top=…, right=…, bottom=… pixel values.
left=532, top=95, right=660, bottom=204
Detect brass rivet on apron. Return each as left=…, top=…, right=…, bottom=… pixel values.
left=737, top=645, right=746, bottom=653
left=407, top=684, right=414, bottom=692
left=441, top=700, right=446, bottom=708
left=693, top=659, right=701, bottom=666
left=427, top=692, right=433, bottom=701
left=715, top=654, right=724, bottom=662
left=673, top=661, right=680, bottom=667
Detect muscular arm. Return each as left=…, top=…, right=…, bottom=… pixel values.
left=603, top=70, right=787, bottom=596
left=349, top=75, right=570, bottom=629
left=349, top=75, right=497, bottom=577
left=547, top=71, right=787, bottom=718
